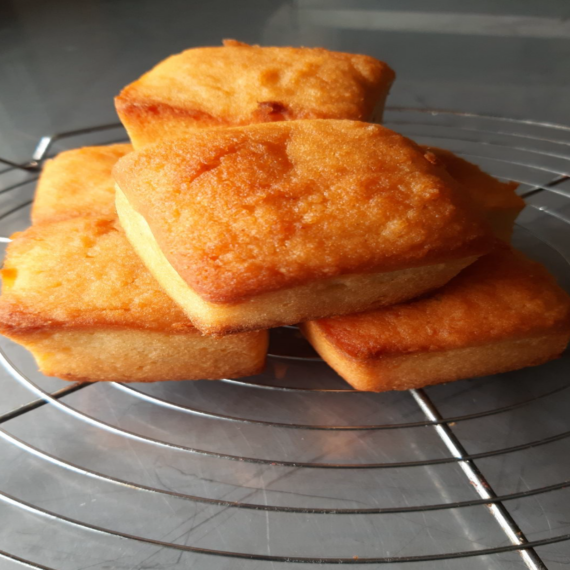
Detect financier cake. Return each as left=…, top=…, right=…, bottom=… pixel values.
left=302, top=247, right=570, bottom=392
left=31, top=143, right=132, bottom=224
left=0, top=217, right=267, bottom=382
left=115, top=40, right=396, bottom=148
left=113, top=120, right=494, bottom=335
left=423, top=146, right=524, bottom=241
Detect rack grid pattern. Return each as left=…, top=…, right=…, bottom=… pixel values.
left=0, top=108, right=569, bottom=569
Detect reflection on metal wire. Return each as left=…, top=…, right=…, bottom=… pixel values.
left=113, top=379, right=570, bottom=431
left=0, top=110, right=569, bottom=567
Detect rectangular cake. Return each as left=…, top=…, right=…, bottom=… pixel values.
left=31, top=143, right=132, bottom=224
left=113, top=120, right=494, bottom=335
left=115, top=40, right=396, bottom=148
left=0, top=217, right=267, bottom=382
left=302, top=247, right=570, bottom=392
left=423, top=146, right=524, bottom=241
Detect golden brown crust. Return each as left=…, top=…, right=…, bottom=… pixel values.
left=31, top=144, right=132, bottom=224
left=115, top=42, right=395, bottom=147
left=120, top=188, right=483, bottom=335
left=117, top=177, right=479, bottom=335
left=3, top=143, right=268, bottom=382
left=303, top=325, right=568, bottom=392
left=421, top=148, right=524, bottom=241
left=0, top=217, right=199, bottom=334
left=423, top=146, right=524, bottom=211
left=114, top=120, right=493, bottom=304
left=305, top=247, right=570, bottom=361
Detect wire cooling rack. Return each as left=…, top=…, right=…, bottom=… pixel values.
left=0, top=108, right=569, bottom=569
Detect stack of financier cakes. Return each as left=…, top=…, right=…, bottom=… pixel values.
left=1, top=40, right=569, bottom=391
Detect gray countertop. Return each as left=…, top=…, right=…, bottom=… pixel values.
left=1, top=1, right=570, bottom=569
left=2, top=0, right=570, bottom=160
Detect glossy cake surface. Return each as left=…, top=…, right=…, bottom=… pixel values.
left=423, top=146, right=524, bottom=240
left=303, top=247, right=570, bottom=391
left=115, top=40, right=395, bottom=147
left=114, top=120, right=493, bottom=305
left=0, top=217, right=195, bottom=333
left=32, top=144, right=132, bottom=224
left=0, top=217, right=267, bottom=381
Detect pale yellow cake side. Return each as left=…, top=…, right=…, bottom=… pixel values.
left=6, top=327, right=267, bottom=383
left=301, top=248, right=570, bottom=391
left=0, top=216, right=268, bottom=381
left=303, top=322, right=568, bottom=392
left=116, top=185, right=478, bottom=334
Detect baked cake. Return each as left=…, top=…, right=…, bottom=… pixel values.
left=32, top=144, right=132, bottom=224
left=115, top=40, right=396, bottom=148
left=0, top=217, right=267, bottom=382
left=302, top=247, right=570, bottom=391
left=424, top=146, right=524, bottom=241
left=114, top=120, right=494, bottom=334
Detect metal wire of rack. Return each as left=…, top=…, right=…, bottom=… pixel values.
left=0, top=109, right=569, bottom=569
